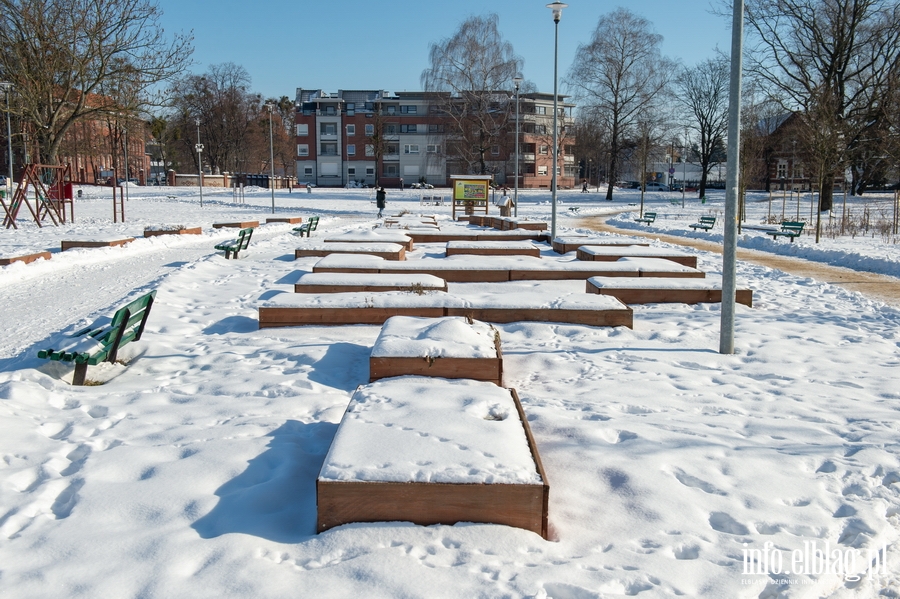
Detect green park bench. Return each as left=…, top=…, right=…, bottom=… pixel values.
left=689, top=215, right=717, bottom=231
left=37, top=291, right=157, bottom=385
left=768, top=220, right=805, bottom=242
left=634, top=211, right=657, bottom=225
left=293, top=216, right=320, bottom=237
left=214, top=227, right=253, bottom=259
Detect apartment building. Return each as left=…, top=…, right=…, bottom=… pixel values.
left=294, top=88, right=576, bottom=189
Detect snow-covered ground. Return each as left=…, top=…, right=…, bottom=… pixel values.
left=1, top=184, right=900, bottom=598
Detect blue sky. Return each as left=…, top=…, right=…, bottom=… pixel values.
left=156, top=1, right=732, bottom=100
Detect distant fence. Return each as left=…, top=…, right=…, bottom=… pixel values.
left=167, top=171, right=295, bottom=189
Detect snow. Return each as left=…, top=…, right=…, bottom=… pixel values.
left=446, top=240, right=540, bottom=250
left=319, top=377, right=540, bottom=485
left=578, top=244, right=692, bottom=259
left=370, top=316, right=499, bottom=359
left=294, top=272, right=447, bottom=289
left=1, top=184, right=900, bottom=597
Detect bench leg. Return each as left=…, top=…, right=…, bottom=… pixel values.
left=72, top=362, right=88, bottom=386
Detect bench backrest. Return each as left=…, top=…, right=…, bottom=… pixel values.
left=700, top=216, right=716, bottom=224
left=309, top=216, right=319, bottom=230
left=236, top=227, right=253, bottom=249
left=644, top=212, right=657, bottom=219
left=97, top=290, right=157, bottom=363
left=781, top=221, right=805, bottom=232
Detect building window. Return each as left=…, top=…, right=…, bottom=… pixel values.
left=777, top=161, right=787, bottom=179
left=365, top=144, right=374, bottom=157
left=296, top=124, right=308, bottom=136
left=383, top=164, right=399, bottom=176
left=366, top=166, right=375, bottom=176
left=348, top=167, right=356, bottom=176
left=365, top=124, right=374, bottom=135
left=539, top=144, right=549, bottom=155
left=386, top=105, right=397, bottom=115
left=400, top=105, right=417, bottom=114
left=536, top=106, right=546, bottom=115
left=346, top=124, right=355, bottom=136
left=384, top=124, right=398, bottom=135
left=428, top=124, right=444, bottom=133
left=297, top=144, right=309, bottom=157
left=793, top=164, right=804, bottom=179
left=320, top=123, right=337, bottom=136
left=304, top=167, right=313, bottom=176
left=537, top=165, right=548, bottom=176
left=347, top=144, right=356, bottom=155
left=321, top=143, right=338, bottom=155
left=404, top=144, right=419, bottom=154
left=386, top=143, right=399, bottom=155
left=427, top=144, right=441, bottom=154
left=346, top=103, right=355, bottom=116
left=535, top=125, right=547, bottom=135
left=400, top=124, right=419, bottom=133
left=491, top=145, right=500, bottom=156
left=324, top=106, right=336, bottom=116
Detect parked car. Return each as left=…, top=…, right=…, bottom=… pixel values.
left=670, top=182, right=684, bottom=192
left=644, top=182, right=670, bottom=192
left=410, top=182, right=434, bottom=189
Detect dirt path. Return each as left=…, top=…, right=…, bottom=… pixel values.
left=579, top=215, right=900, bottom=308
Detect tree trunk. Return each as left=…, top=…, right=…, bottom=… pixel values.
left=819, top=175, right=834, bottom=212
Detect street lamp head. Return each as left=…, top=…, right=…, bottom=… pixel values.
left=513, top=76, right=523, bottom=90
left=546, top=1, right=567, bottom=23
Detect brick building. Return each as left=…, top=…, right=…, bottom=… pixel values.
left=294, top=88, right=576, bottom=188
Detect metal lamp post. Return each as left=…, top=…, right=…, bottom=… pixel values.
left=513, top=76, right=522, bottom=217
left=266, top=102, right=276, bottom=214
left=0, top=82, right=13, bottom=189
left=547, top=1, right=567, bottom=241
left=195, top=118, right=204, bottom=208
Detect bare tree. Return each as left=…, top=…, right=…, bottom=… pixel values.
left=170, top=63, right=261, bottom=174
left=422, top=14, right=523, bottom=176
left=741, top=0, right=900, bottom=211
left=566, top=8, right=676, bottom=200
left=674, top=58, right=730, bottom=199
left=0, top=0, right=192, bottom=165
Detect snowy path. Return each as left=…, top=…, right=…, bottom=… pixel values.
left=0, top=245, right=214, bottom=361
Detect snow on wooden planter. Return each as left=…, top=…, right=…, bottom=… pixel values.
left=552, top=236, right=650, bottom=254
left=0, top=251, right=51, bottom=265
left=445, top=240, right=541, bottom=258
left=405, top=229, right=550, bottom=244
left=370, top=316, right=502, bottom=384
left=317, top=378, right=549, bottom=538
left=258, top=289, right=633, bottom=328
left=326, top=230, right=415, bottom=251
left=294, top=243, right=406, bottom=261
left=143, top=226, right=202, bottom=237
left=311, top=254, right=705, bottom=282
left=212, top=221, right=260, bottom=229
left=60, top=237, right=135, bottom=251
left=294, top=272, right=448, bottom=294
left=586, top=277, right=754, bottom=307
left=576, top=245, right=698, bottom=268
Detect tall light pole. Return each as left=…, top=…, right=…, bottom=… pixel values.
left=513, top=76, right=522, bottom=217
left=547, top=1, right=567, bottom=241
left=720, top=0, right=744, bottom=355
left=195, top=118, right=204, bottom=208
left=0, top=82, right=13, bottom=189
left=123, top=126, right=130, bottom=202
left=682, top=130, right=687, bottom=207
left=266, top=102, right=276, bottom=214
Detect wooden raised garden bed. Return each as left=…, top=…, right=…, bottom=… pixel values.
left=445, top=240, right=541, bottom=258
left=317, top=378, right=549, bottom=538
left=266, top=217, right=305, bottom=224
left=576, top=245, right=698, bottom=268
left=212, top=220, right=260, bottom=229
left=586, top=277, right=754, bottom=307
left=0, top=251, right=52, bottom=266
left=552, top=236, right=649, bottom=254
left=325, top=231, right=414, bottom=251
left=369, top=316, right=503, bottom=385
left=294, top=242, right=406, bottom=261
left=143, top=226, right=202, bottom=237
left=294, top=272, right=448, bottom=294
left=61, top=237, right=135, bottom=251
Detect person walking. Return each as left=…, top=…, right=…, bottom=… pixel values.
left=376, top=186, right=386, bottom=218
